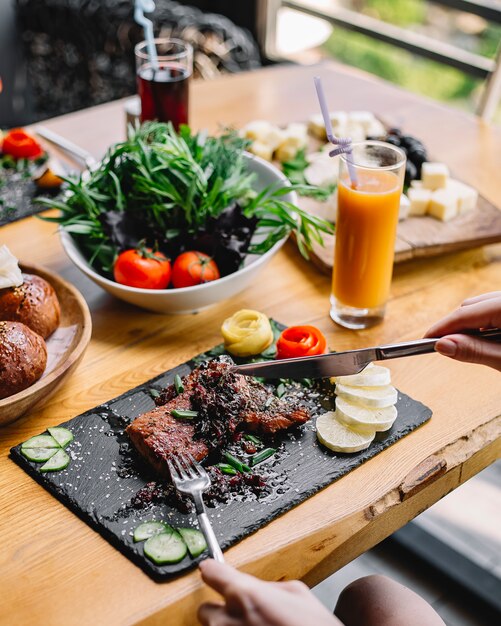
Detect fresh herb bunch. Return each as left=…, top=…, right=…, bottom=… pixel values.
left=38, top=122, right=333, bottom=274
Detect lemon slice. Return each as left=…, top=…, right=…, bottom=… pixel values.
left=336, top=383, right=398, bottom=409
left=332, top=363, right=391, bottom=387
left=316, top=411, right=375, bottom=453
left=336, top=396, right=397, bottom=432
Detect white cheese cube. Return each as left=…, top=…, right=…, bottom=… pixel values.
left=365, top=119, right=386, bottom=138
left=241, top=120, right=273, bottom=142
left=282, top=123, right=308, bottom=148
left=410, top=180, right=423, bottom=189
left=304, top=157, right=338, bottom=188
left=308, top=114, right=327, bottom=140
left=329, top=111, right=348, bottom=129
left=399, top=194, right=410, bottom=220
left=422, top=162, right=449, bottom=190
left=447, top=179, right=478, bottom=214
left=428, top=188, right=459, bottom=221
left=347, top=111, right=376, bottom=133
left=345, top=121, right=366, bottom=143
left=248, top=141, right=273, bottom=162
left=275, top=143, right=299, bottom=163
left=408, top=188, right=432, bottom=216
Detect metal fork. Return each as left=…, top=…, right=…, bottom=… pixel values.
left=167, top=453, right=224, bottom=563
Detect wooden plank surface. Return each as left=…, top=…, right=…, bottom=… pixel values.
left=1, top=61, right=501, bottom=626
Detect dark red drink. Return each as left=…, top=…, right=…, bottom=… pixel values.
left=138, top=63, right=190, bottom=129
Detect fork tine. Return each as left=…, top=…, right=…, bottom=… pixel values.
left=172, top=454, right=189, bottom=479
left=179, top=453, right=197, bottom=478
left=167, top=458, right=180, bottom=481
left=187, top=452, right=205, bottom=477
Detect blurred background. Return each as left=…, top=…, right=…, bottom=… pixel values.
left=1, top=0, right=500, bottom=127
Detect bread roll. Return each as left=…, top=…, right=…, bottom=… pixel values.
left=0, top=273, right=60, bottom=339
left=0, top=321, right=47, bottom=399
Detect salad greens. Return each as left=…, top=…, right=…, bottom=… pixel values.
left=37, top=122, right=333, bottom=275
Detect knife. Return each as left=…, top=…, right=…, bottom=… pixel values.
left=35, top=126, right=96, bottom=170
left=232, top=328, right=501, bottom=380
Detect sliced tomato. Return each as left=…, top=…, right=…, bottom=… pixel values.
left=171, top=251, right=220, bottom=289
left=276, top=325, right=327, bottom=359
left=113, top=247, right=171, bottom=290
left=2, top=128, right=44, bottom=160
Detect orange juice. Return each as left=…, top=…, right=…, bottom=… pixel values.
left=333, top=169, right=401, bottom=309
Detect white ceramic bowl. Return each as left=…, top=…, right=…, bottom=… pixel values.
left=60, top=153, right=296, bottom=314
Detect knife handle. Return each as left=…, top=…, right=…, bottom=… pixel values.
left=376, top=328, right=501, bottom=361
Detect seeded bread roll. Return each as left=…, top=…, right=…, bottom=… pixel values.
left=0, top=321, right=47, bottom=399
left=0, top=273, right=60, bottom=339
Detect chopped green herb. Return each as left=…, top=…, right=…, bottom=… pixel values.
left=250, top=447, right=276, bottom=467
left=174, top=374, right=184, bottom=394
left=224, top=452, right=250, bottom=473
left=149, top=388, right=160, bottom=399
left=244, top=434, right=262, bottom=446
left=171, top=409, right=198, bottom=419
left=216, top=463, right=238, bottom=476
left=300, top=378, right=313, bottom=388
left=276, top=383, right=286, bottom=398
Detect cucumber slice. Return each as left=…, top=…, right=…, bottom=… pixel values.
left=21, top=447, right=59, bottom=462
left=48, top=427, right=74, bottom=448
left=134, top=521, right=172, bottom=543
left=144, top=532, right=187, bottom=565
left=178, top=528, right=208, bottom=558
left=40, top=449, right=70, bottom=472
left=21, top=435, right=59, bottom=449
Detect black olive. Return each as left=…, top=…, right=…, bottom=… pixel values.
left=405, top=160, right=418, bottom=186
left=384, top=135, right=402, bottom=147
left=387, top=127, right=402, bottom=137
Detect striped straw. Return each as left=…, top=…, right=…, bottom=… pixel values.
left=314, top=76, right=358, bottom=186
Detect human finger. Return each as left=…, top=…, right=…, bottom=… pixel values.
left=435, top=334, right=501, bottom=371
left=425, top=297, right=501, bottom=338
left=199, top=560, right=260, bottom=600
left=198, top=602, right=242, bottom=626
left=461, top=292, right=501, bottom=307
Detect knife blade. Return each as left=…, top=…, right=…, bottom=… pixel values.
left=232, top=328, right=501, bottom=380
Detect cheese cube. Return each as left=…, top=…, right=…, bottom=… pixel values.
left=399, top=194, right=410, bottom=220
left=345, top=121, right=366, bottom=143
left=347, top=111, right=376, bottom=133
left=408, top=188, right=432, bottom=216
left=422, top=162, right=449, bottom=190
left=241, top=120, right=273, bottom=142
left=282, top=123, right=308, bottom=149
left=248, top=141, right=273, bottom=161
left=275, top=143, right=298, bottom=163
left=329, top=111, right=348, bottom=129
left=410, top=180, right=423, bottom=189
left=365, top=119, right=386, bottom=138
left=308, top=114, right=327, bottom=140
left=428, top=188, right=459, bottom=221
left=447, top=179, right=478, bottom=214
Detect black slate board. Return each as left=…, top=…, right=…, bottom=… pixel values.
left=0, top=168, right=58, bottom=226
left=11, top=343, right=432, bottom=581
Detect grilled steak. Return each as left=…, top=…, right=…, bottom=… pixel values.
left=126, top=356, right=310, bottom=477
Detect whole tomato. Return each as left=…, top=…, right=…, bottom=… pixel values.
left=171, top=251, right=220, bottom=289
left=113, top=246, right=171, bottom=290
left=2, top=128, right=44, bottom=160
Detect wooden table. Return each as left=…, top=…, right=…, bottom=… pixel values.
left=1, top=61, right=501, bottom=626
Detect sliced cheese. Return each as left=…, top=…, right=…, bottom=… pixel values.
left=316, top=411, right=375, bottom=453
left=335, top=397, right=397, bottom=433
left=336, top=383, right=398, bottom=409
left=332, top=363, right=391, bottom=387
left=408, top=188, right=432, bottom=216
left=446, top=179, right=478, bottom=214
left=0, top=245, right=23, bottom=289
left=422, top=162, right=449, bottom=190
left=428, top=188, right=459, bottom=221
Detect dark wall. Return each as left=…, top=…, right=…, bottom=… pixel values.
left=179, top=1, right=259, bottom=41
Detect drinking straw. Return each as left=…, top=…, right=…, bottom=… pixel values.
left=134, top=0, right=158, bottom=70
left=313, top=76, right=357, bottom=186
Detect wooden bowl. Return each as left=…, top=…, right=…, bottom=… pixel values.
left=0, top=263, right=92, bottom=426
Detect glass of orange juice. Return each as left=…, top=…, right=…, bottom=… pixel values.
left=331, top=141, right=406, bottom=329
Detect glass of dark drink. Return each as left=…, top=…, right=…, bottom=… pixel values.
left=135, top=38, right=193, bottom=129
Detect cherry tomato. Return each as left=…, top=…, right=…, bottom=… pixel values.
left=113, top=247, right=171, bottom=290
left=171, top=251, right=220, bottom=289
left=276, top=325, right=327, bottom=359
left=2, top=128, right=44, bottom=160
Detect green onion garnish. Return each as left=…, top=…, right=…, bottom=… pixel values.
left=171, top=409, right=198, bottom=419
left=216, top=463, right=238, bottom=476
left=250, top=447, right=276, bottom=467
left=300, top=378, right=313, bottom=388
left=244, top=434, right=262, bottom=445
left=149, top=388, right=160, bottom=399
left=276, top=383, right=286, bottom=398
left=224, top=452, right=250, bottom=473
left=174, top=374, right=184, bottom=394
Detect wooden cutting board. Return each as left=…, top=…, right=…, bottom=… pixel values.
left=306, top=192, right=501, bottom=274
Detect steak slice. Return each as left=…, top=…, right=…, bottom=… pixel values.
left=125, top=394, right=209, bottom=479
left=127, top=357, right=311, bottom=477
